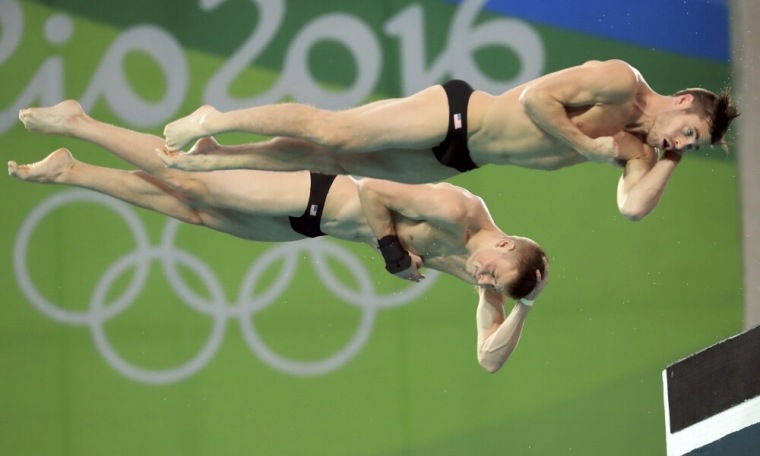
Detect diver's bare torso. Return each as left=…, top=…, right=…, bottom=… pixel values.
left=316, top=175, right=377, bottom=245
left=393, top=216, right=475, bottom=283
left=388, top=181, right=504, bottom=286
left=342, top=62, right=655, bottom=181
left=466, top=68, right=652, bottom=169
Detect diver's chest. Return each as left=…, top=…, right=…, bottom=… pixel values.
left=570, top=106, right=632, bottom=137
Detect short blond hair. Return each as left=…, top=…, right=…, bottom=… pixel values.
left=506, top=236, right=547, bottom=300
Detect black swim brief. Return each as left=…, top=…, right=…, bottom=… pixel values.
left=288, top=172, right=337, bottom=238
left=432, top=79, right=479, bottom=173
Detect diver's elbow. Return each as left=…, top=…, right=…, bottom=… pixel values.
left=478, top=354, right=506, bottom=373
left=619, top=204, right=650, bottom=221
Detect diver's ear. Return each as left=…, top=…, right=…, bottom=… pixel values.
left=496, top=238, right=516, bottom=250
left=675, top=93, right=694, bottom=107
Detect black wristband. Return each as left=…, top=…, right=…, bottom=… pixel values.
left=377, top=235, right=412, bottom=274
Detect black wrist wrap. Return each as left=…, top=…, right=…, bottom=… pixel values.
left=377, top=235, right=412, bottom=274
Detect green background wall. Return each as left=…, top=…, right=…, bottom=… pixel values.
left=0, top=0, right=741, bottom=455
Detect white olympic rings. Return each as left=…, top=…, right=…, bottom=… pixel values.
left=13, top=189, right=439, bottom=383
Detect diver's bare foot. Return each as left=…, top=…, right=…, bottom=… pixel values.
left=164, top=105, right=220, bottom=151
left=8, top=148, right=76, bottom=183
left=19, top=100, right=85, bottom=135
left=187, top=136, right=223, bottom=155
left=158, top=137, right=226, bottom=171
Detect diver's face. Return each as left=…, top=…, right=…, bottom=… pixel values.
left=468, top=248, right=518, bottom=294
left=649, top=110, right=711, bottom=154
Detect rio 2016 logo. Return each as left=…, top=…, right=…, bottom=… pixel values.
left=0, top=0, right=545, bottom=133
